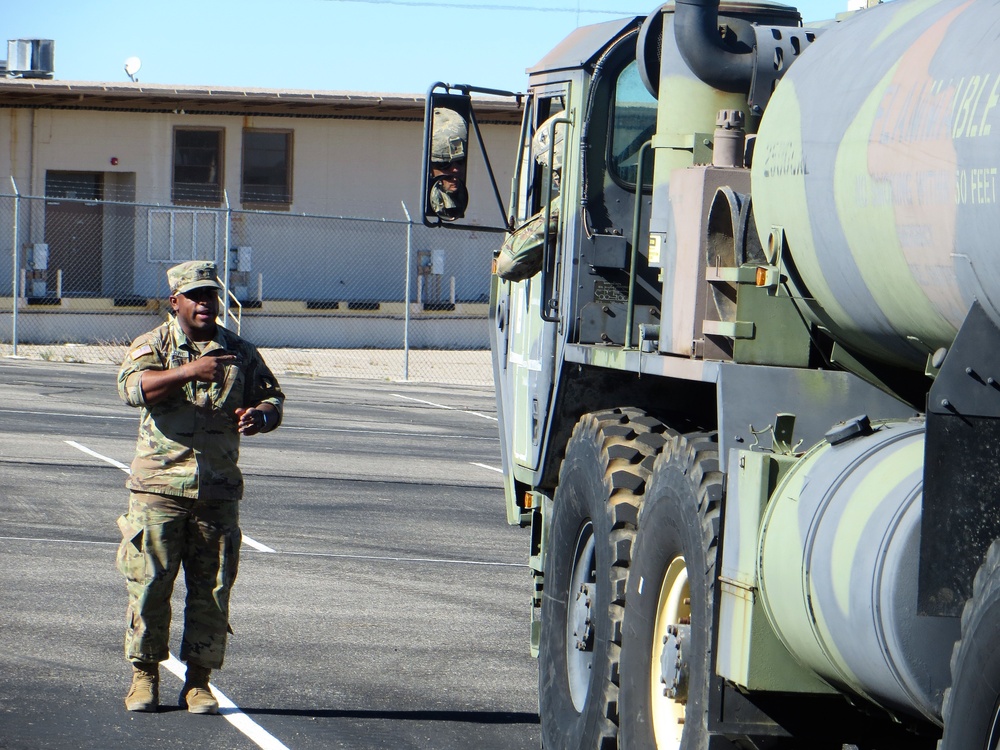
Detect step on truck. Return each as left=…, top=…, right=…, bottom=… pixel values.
left=419, top=1, right=1000, bottom=747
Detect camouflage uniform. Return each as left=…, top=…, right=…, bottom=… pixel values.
left=495, top=115, right=566, bottom=282
left=117, top=304, right=284, bottom=669
left=429, top=180, right=469, bottom=220
left=495, top=200, right=560, bottom=282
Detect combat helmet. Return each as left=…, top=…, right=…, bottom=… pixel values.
left=431, top=107, right=468, bottom=164
left=532, top=114, right=566, bottom=172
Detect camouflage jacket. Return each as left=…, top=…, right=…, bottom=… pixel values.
left=118, top=317, right=285, bottom=500
left=494, top=199, right=560, bottom=282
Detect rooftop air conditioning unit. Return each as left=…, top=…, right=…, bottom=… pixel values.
left=6, top=39, right=54, bottom=79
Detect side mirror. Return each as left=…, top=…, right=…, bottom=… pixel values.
left=424, top=94, right=472, bottom=222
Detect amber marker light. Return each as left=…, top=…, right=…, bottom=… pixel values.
left=756, top=266, right=780, bottom=287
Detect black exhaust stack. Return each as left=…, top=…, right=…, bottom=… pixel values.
left=673, top=0, right=754, bottom=93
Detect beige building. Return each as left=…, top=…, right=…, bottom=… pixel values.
left=0, top=79, right=521, bottom=304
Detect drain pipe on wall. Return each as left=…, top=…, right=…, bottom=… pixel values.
left=222, top=190, right=232, bottom=329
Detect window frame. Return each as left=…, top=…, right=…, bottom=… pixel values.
left=172, top=127, right=225, bottom=207
left=240, top=128, right=294, bottom=210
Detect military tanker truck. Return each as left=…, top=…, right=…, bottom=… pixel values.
left=420, top=0, right=1000, bottom=747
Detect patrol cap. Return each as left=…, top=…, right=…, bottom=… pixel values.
left=431, top=107, right=468, bottom=164
left=167, top=260, right=223, bottom=296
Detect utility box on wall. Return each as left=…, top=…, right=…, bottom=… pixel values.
left=431, top=248, right=445, bottom=276
left=229, top=246, right=253, bottom=300
left=416, top=248, right=446, bottom=277
left=27, top=243, right=49, bottom=297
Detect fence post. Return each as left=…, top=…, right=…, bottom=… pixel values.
left=10, top=177, right=20, bottom=356
left=401, top=201, right=412, bottom=381
left=222, top=191, right=232, bottom=329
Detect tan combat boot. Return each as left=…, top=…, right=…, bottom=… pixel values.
left=124, top=661, right=159, bottom=712
left=179, top=663, right=219, bottom=715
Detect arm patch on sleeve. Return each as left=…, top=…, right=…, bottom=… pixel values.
left=130, top=344, right=153, bottom=360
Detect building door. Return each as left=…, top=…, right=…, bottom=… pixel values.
left=45, top=171, right=104, bottom=296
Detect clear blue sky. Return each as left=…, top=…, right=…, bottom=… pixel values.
left=6, top=0, right=862, bottom=95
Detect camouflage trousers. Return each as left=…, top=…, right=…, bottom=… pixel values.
left=116, top=491, right=241, bottom=669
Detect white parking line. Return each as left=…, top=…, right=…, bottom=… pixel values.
left=4, top=406, right=495, bottom=440
left=279, top=548, right=523, bottom=568
left=163, top=654, right=291, bottom=750
left=241, top=535, right=276, bottom=553
left=64, top=440, right=276, bottom=556
left=283, top=424, right=497, bottom=441
left=0, top=535, right=526, bottom=569
left=470, top=462, right=503, bottom=474
left=0, top=407, right=136, bottom=421
left=391, top=393, right=498, bottom=422
left=66, top=440, right=129, bottom=471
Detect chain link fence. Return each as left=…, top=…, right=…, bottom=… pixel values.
left=0, top=187, right=499, bottom=385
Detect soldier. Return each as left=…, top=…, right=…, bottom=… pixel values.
left=495, top=115, right=565, bottom=282
left=116, top=260, right=285, bottom=714
left=428, top=106, right=469, bottom=220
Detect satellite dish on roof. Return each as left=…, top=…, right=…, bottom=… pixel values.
left=124, top=56, right=141, bottom=82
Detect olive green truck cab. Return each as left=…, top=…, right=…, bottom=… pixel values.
left=421, top=1, right=1000, bottom=747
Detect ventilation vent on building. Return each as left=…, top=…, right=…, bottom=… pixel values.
left=6, top=39, right=55, bottom=78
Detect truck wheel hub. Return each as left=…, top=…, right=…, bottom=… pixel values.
left=660, top=623, right=691, bottom=700
left=571, top=582, right=595, bottom=651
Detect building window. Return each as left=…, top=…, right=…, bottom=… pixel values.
left=242, top=129, right=292, bottom=206
left=173, top=128, right=223, bottom=204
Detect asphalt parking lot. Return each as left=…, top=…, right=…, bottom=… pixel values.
left=0, top=358, right=540, bottom=749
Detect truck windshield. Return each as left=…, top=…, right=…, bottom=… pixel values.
left=609, top=59, right=656, bottom=190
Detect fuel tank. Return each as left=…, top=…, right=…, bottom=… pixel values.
left=751, top=0, right=1000, bottom=369
left=757, top=419, right=959, bottom=722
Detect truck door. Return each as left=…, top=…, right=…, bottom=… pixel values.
left=494, top=89, right=568, bottom=500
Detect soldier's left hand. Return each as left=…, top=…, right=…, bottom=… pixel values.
left=235, top=407, right=266, bottom=435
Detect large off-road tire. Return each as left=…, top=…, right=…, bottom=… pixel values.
left=618, top=433, right=733, bottom=750
left=539, top=408, right=670, bottom=750
left=939, top=538, right=1000, bottom=750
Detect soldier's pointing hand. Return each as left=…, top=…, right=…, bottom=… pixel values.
left=188, top=354, right=236, bottom=383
